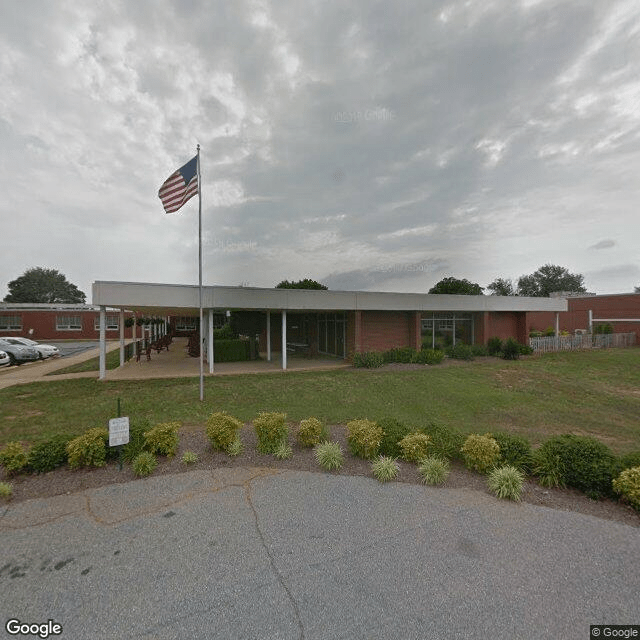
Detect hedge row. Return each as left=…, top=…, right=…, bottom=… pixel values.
left=2, top=417, right=639, bottom=510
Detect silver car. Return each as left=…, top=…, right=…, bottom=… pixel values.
left=0, top=337, right=60, bottom=359
left=0, top=350, right=9, bottom=367
left=0, top=338, right=39, bottom=365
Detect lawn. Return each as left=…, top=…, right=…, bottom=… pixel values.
left=1, top=348, right=639, bottom=454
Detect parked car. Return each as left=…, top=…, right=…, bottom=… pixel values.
left=0, top=337, right=60, bottom=359
left=0, top=350, right=9, bottom=367
left=0, top=339, right=39, bottom=365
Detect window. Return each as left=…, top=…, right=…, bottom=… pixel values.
left=94, top=315, right=119, bottom=331
left=317, top=312, right=346, bottom=357
left=176, top=316, right=198, bottom=331
left=56, top=315, right=82, bottom=330
left=421, top=312, right=474, bottom=348
left=0, top=315, right=22, bottom=331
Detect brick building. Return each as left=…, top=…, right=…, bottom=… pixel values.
left=527, top=293, right=640, bottom=341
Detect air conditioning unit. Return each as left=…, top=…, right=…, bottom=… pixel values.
left=575, top=329, right=588, bottom=335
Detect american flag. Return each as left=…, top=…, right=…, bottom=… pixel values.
left=158, top=155, right=199, bottom=213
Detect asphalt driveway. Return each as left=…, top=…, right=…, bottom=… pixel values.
left=1, top=467, right=638, bottom=640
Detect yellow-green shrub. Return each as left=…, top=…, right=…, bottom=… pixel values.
left=206, top=412, right=243, bottom=451
left=398, top=433, right=432, bottom=463
left=612, top=466, right=640, bottom=511
left=296, top=418, right=325, bottom=448
left=66, top=428, right=109, bottom=470
left=461, top=433, right=500, bottom=474
left=143, top=422, right=180, bottom=457
left=0, top=441, right=29, bottom=475
left=346, top=419, right=383, bottom=459
left=254, top=412, right=288, bottom=454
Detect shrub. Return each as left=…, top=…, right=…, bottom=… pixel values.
left=296, top=418, right=326, bottom=448
left=411, top=348, right=445, bottom=365
left=531, top=447, right=564, bottom=488
left=487, top=337, right=503, bottom=356
left=274, top=440, right=293, bottom=460
left=377, top=418, right=411, bottom=458
left=619, top=451, right=640, bottom=472
left=371, top=456, right=399, bottom=482
left=27, top=435, right=73, bottom=474
left=398, top=433, right=432, bottom=463
left=352, top=352, right=384, bottom=368
left=533, top=435, right=617, bottom=497
left=314, top=441, right=343, bottom=471
left=144, top=422, right=180, bottom=457
left=612, top=467, right=640, bottom=511
left=419, top=422, right=464, bottom=460
left=501, top=338, right=521, bottom=360
left=492, top=432, right=532, bottom=472
left=132, top=451, right=157, bottom=477
left=66, top=428, right=109, bottom=470
left=382, top=347, right=415, bottom=363
left=487, top=465, right=525, bottom=501
left=254, top=412, right=288, bottom=454
left=471, top=344, right=489, bottom=357
left=461, top=434, right=501, bottom=474
left=0, top=482, right=12, bottom=499
left=226, top=437, right=244, bottom=457
left=213, top=339, right=251, bottom=362
left=519, top=343, right=534, bottom=356
left=181, top=451, right=199, bottom=465
left=0, top=441, right=30, bottom=475
left=206, top=412, right=243, bottom=451
left=418, top=457, right=450, bottom=485
left=446, top=343, right=474, bottom=360
left=122, top=421, right=149, bottom=463
left=346, top=419, right=383, bottom=459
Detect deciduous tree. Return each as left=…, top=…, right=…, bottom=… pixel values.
left=4, top=267, right=86, bottom=303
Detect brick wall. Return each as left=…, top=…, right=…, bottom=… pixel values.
left=360, top=311, right=414, bottom=352
left=527, top=294, right=640, bottom=340
left=0, top=310, right=136, bottom=341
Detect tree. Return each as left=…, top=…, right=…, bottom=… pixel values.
left=634, top=286, right=640, bottom=293
left=428, top=277, right=484, bottom=295
left=4, top=267, right=86, bottom=303
left=516, top=264, right=586, bottom=297
left=487, top=278, right=516, bottom=296
left=276, top=279, right=328, bottom=290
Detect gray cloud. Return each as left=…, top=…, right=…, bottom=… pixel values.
left=1, top=0, right=640, bottom=298
left=589, top=239, right=616, bottom=250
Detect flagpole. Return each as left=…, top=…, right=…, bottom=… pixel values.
left=197, top=144, right=204, bottom=402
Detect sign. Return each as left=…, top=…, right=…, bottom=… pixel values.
left=108, top=417, right=130, bottom=447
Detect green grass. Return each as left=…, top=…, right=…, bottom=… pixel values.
left=2, top=348, right=640, bottom=454
left=46, top=349, right=122, bottom=375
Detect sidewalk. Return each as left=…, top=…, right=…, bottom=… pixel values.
left=0, top=338, right=351, bottom=389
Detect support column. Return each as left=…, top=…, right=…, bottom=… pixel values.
left=119, top=308, right=125, bottom=367
left=266, top=310, right=272, bottom=361
left=99, top=306, right=106, bottom=380
left=281, top=310, right=287, bottom=370
left=354, top=311, right=362, bottom=354
left=208, top=310, right=214, bottom=374
left=555, top=312, right=560, bottom=337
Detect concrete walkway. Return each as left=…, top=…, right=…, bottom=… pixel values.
left=0, top=338, right=351, bottom=389
left=1, top=467, right=638, bottom=639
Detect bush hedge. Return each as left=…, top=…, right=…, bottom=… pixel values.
left=66, top=428, right=109, bottom=470
left=254, top=412, right=288, bottom=454
left=206, top=412, right=244, bottom=451
left=346, top=419, right=383, bottom=459
left=214, top=339, right=251, bottom=362
left=377, top=418, right=412, bottom=458
left=27, top=435, right=73, bottom=474
left=144, top=422, right=180, bottom=457
left=461, top=434, right=501, bottom=474
left=0, top=441, right=30, bottom=475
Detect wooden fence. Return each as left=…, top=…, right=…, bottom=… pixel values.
left=529, top=333, right=636, bottom=354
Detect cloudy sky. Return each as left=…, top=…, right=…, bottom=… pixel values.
left=2, top=0, right=639, bottom=302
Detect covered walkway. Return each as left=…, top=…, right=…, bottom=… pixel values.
left=104, top=337, right=350, bottom=381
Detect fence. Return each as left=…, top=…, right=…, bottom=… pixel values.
left=529, top=333, right=636, bottom=354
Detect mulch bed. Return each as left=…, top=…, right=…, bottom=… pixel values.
left=2, top=424, right=639, bottom=528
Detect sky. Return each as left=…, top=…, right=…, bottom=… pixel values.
left=2, top=0, right=640, bottom=302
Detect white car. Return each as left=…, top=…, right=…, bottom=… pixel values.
left=0, top=337, right=60, bottom=359
left=0, top=350, right=9, bottom=367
